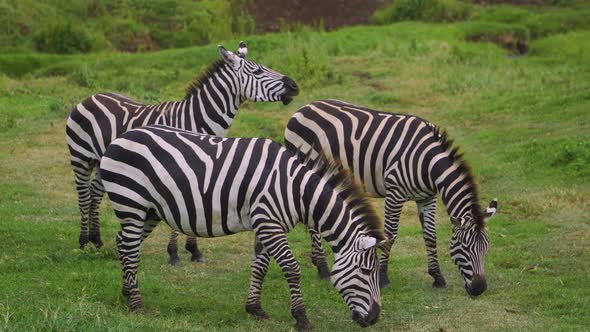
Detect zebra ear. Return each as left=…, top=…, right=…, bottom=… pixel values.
left=450, top=216, right=462, bottom=228
left=483, top=198, right=498, bottom=223
left=358, top=236, right=377, bottom=251
left=237, top=41, right=247, bottom=58
left=218, top=45, right=241, bottom=69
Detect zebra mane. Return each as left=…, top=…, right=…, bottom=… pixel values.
left=185, top=59, right=228, bottom=99
left=432, top=126, right=485, bottom=230
left=303, top=149, right=385, bottom=241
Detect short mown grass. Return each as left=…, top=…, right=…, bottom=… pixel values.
left=1, top=5, right=589, bottom=331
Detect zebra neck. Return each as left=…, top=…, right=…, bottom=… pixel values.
left=298, top=169, right=359, bottom=254
left=432, top=156, right=478, bottom=221
left=183, top=67, right=244, bottom=136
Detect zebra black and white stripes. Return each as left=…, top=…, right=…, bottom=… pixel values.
left=284, top=99, right=497, bottom=296
left=99, top=125, right=384, bottom=328
left=66, top=44, right=299, bottom=264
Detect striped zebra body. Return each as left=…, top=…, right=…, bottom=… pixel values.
left=66, top=45, right=299, bottom=264
left=99, top=125, right=384, bottom=328
left=284, top=99, right=497, bottom=296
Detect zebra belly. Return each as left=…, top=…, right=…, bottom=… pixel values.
left=161, top=201, right=253, bottom=237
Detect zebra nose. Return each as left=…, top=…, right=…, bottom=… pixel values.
left=282, top=76, right=299, bottom=95
left=466, top=274, right=487, bottom=296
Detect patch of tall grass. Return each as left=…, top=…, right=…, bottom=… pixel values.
left=371, top=0, right=472, bottom=24
left=0, top=0, right=255, bottom=53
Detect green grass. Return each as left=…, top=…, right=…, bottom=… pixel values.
left=0, top=0, right=253, bottom=53
left=1, top=4, right=589, bottom=331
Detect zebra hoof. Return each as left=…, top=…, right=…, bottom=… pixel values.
left=91, top=238, right=104, bottom=249
left=246, top=303, right=269, bottom=320
left=294, top=318, right=312, bottom=332
left=169, top=256, right=181, bottom=266
left=432, top=278, right=447, bottom=288
left=129, top=299, right=144, bottom=312
left=79, top=235, right=89, bottom=249
left=191, top=255, right=206, bottom=263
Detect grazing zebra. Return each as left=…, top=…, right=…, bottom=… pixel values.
left=284, top=99, right=498, bottom=296
left=99, top=125, right=385, bottom=329
left=66, top=44, right=299, bottom=265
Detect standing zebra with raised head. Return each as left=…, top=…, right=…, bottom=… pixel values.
left=99, top=125, right=385, bottom=329
left=66, top=44, right=299, bottom=265
left=284, top=99, right=498, bottom=296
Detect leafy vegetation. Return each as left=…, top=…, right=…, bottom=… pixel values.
left=0, top=0, right=254, bottom=53
left=0, top=2, right=589, bottom=331
left=32, top=22, right=93, bottom=54
left=371, top=0, right=473, bottom=24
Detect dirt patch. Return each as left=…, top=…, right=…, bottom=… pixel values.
left=471, top=0, right=545, bottom=4
left=466, top=32, right=529, bottom=54
left=247, top=0, right=387, bottom=32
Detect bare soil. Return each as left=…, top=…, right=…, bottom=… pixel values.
left=246, top=0, right=550, bottom=32
left=247, top=0, right=387, bottom=32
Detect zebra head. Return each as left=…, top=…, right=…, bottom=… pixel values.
left=450, top=199, right=498, bottom=296
left=218, top=45, right=299, bottom=105
left=331, top=235, right=383, bottom=327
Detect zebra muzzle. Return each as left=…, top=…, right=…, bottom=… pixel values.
left=465, top=274, right=487, bottom=296
left=351, top=302, right=380, bottom=327
left=281, top=95, right=294, bottom=105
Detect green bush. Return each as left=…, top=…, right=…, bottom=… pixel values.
left=70, top=64, right=98, bottom=89
left=102, top=17, right=153, bottom=52
left=550, top=138, right=590, bottom=176
left=0, top=0, right=256, bottom=53
left=371, top=0, right=472, bottom=24
left=33, top=22, right=92, bottom=54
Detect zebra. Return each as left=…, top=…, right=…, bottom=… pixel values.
left=66, top=43, right=299, bottom=266
left=284, top=99, right=498, bottom=296
left=98, top=125, right=385, bottom=329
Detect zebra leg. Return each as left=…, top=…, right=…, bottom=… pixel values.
left=71, top=159, right=93, bottom=249
left=417, top=197, right=446, bottom=288
left=379, top=193, right=405, bottom=289
left=245, top=241, right=271, bottom=320
left=116, top=218, right=154, bottom=311
left=88, top=175, right=105, bottom=248
left=116, top=217, right=158, bottom=310
left=167, top=230, right=181, bottom=266
left=255, top=224, right=310, bottom=331
left=185, top=235, right=205, bottom=263
left=309, top=229, right=330, bottom=280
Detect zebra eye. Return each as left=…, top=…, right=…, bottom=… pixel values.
left=360, top=267, right=373, bottom=275
left=252, top=68, right=264, bottom=75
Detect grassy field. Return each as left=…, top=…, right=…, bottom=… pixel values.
left=1, top=4, right=590, bottom=331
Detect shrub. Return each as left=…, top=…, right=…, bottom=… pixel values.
left=70, top=64, right=98, bottom=89
left=371, top=0, right=472, bottom=24
left=550, top=138, right=590, bottom=177
left=102, top=17, right=155, bottom=52
left=33, top=22, right=92, bottom=54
